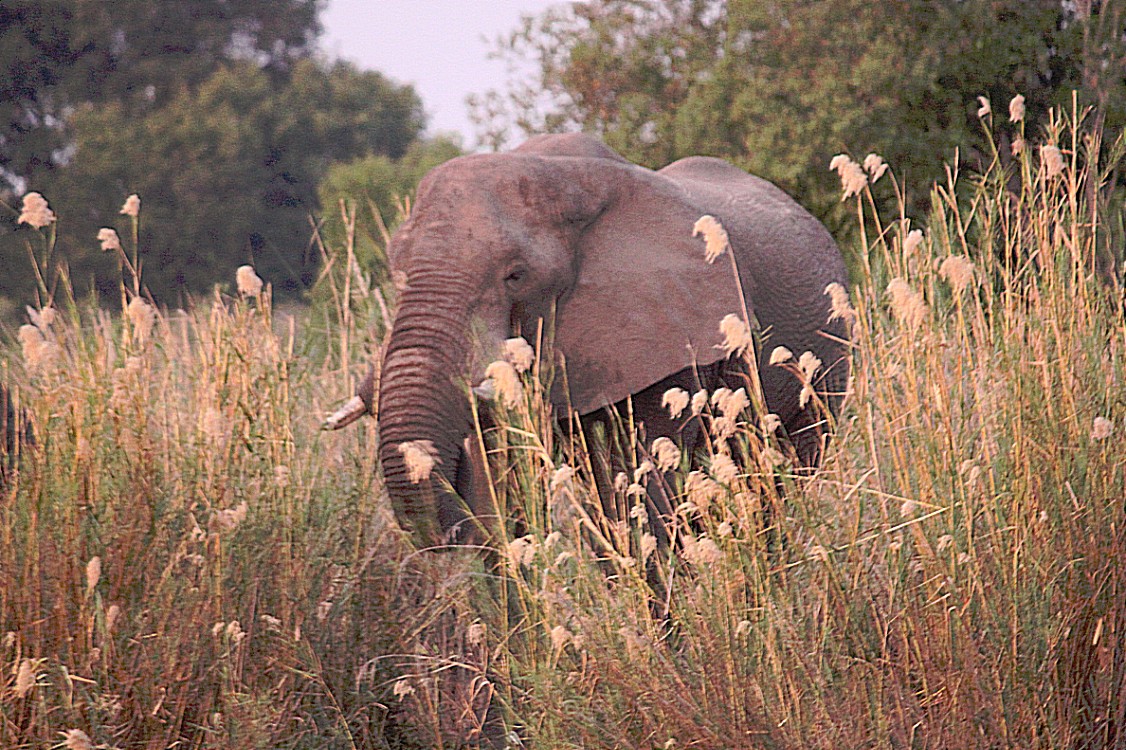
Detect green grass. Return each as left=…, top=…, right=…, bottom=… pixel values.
left=2, top=102, right=1124, bottom=749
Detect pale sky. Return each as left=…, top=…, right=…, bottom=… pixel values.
left=320, top=0, right=561, bottom=147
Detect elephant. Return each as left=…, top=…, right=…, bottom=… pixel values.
left=326, top=133, right=850, bottom=547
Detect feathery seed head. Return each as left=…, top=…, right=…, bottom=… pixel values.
left=504, top=336, right=535, bottom=372
left=633, top=460, right=653, bottom=484
left=718, top=313, right=754, bottom=357
left=863, top=153, right=889, bottom=182
left=693, top=215, right=730, bottom=264
left=506, top=535, right=537, bottom=568
left=711, top=453, right=739, bottom=484
left=1092, top=416, right=1113, bottom=440
left=712, top=415, right=737, bottom=440
left=762, top=413, right=782, bottom=435
left=98, top=227, right=122, bottom=252
left=886, top=278, right=927, bottom=328
left=828, top=154, right=851, bottom=172
left=63, top=728, right=93, bottom=750
left=236, top=265, right=264, bottom=297
left=1009, top=94, right=1025, bottom=123
left=106, top=604, right=121, bottom=633
left=798, top=351, right=822, bottom=381
left=120, top=194, right=141, bottom=217
left=977, top=96, right=991, bottom=118
left=18, top=192, right=56, bottom=228
left=550, top=625, right=573, bottom=653
left=484, top=359, right=523, bottom=408
left=651, top=436, right=681, bottom=472
left=903, top=228, right=924, bottom=255
left=18, top=323, right=55, bottom=373
left=710, top=387, right=731, bottom=409
left=467, top=621, right=487, bottom=647
left=685, top=471, right=720, bottom=511
left=392, top=677, right=415, bottom=700
left=15, top=658, right=35, bottom=697
left=769, top=346, right=793, bottom=366
left=715, top=387, right=750, bottom=419
left=550, top=464, right=576, bottom=495
left=691, top=389, right=709, bottom=415
left=1011, top=136, right=1025, bottom=156
left=27, top=305, right=56, bottom=331
left=829, top=154, right=867, bottom=200
left=397, top=440, right=440, bottom=483
left=824, top=282, right=856, bottom=324
left=86, top=556, right=101, bottom=596
left=126, top=297, right=155, bottom=343
left=662, top=387, right=690, bottom=419
left=1041, top=144, right=1064, bottom=178
left=225, top=620, right=246, bottom=643
left=939, top=255, right=975, bottom=295
left=683, top=535, right=722, bottom=566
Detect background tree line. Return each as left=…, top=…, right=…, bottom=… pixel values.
left=0, top=0, right=449, bottom=313
left=473, top=0, right=1126, bottom=242
left=4, top=0, right=1125, bottom=317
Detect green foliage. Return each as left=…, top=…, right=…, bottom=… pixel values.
left=0, top=0, right=321, bottom=194
left=316, top=136, right=463, bottom=284
left=1, top=59, right=425, bottom=305
left=475, top=0, right=1125, bottom=236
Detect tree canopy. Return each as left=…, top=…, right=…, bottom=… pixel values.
left=473, top=0, right=1126, bottom=230
left=36, top=60, right=424, bottom=300
left=1, top=0, right=321, bottom=194
left=1, top=1, right=429, bottom=306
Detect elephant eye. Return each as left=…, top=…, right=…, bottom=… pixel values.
left=504, top=267, right=527, bottom=286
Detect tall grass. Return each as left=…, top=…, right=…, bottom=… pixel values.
left=2, top=101, right=1124, bottom=749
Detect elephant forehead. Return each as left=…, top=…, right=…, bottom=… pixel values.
left=391, top=193, right=575, bottom=275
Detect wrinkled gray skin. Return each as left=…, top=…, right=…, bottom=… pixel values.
left=351, top=134, right=849, bottom=546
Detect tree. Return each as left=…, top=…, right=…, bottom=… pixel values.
left=3, top=60, right=425, bottom=304
left=316, top=135, right=463, bottom=283
left=474, top=0, right=1120, bottom=232
left=0, top=0, right=321, bottom=197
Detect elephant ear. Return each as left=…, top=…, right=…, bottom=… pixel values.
left=553, top=162, right=749, bottom=416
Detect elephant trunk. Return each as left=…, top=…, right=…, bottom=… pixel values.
left=377, top=276, right=477, bottom=546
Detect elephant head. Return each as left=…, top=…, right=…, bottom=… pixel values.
left=327, top=133, right=850, bottom=547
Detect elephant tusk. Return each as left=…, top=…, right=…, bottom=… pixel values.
left=322, top=395, right=369, bottom=430
left=472, top=380, right=496, bottom=401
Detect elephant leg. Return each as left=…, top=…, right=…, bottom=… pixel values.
left=583, top=363, right=715, bottom=546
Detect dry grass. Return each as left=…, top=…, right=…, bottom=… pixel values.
left=2, top=101, right=1124, bottom=749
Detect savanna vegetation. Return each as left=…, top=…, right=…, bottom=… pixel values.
left=3, top=1, right=1126, bottom=748
left=2, top=100, right=1124, bottom=748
